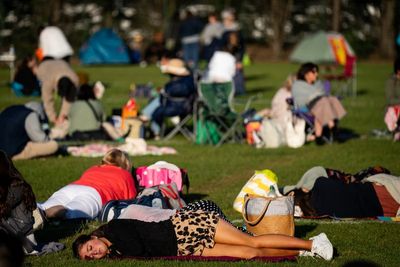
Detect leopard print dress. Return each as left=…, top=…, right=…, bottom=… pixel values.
left=170, top=209, right=219, bottom=256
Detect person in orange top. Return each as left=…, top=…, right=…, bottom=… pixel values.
left=35, top=149, right=136, bottom=227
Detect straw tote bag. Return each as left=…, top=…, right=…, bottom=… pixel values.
left=242, top=194, right=295, bottom=236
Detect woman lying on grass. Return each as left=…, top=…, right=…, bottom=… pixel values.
left=73, top=208, right=334, bottom=261
left=35, top=148, right=136, bottom=228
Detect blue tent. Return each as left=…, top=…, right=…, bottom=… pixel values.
left=79, top=28, right=130, bottom=65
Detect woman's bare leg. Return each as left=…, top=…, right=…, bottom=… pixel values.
left=202, top=243, right=299, bottom=258
left=314, top=120, right=323, bottom=137
left=214, top=220, right=312, bottom=251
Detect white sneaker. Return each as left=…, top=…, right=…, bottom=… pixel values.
left=310, top=233, right=333, bottom=261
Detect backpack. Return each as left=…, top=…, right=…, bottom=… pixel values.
left=135, top=161, right=190, bottom=194
left=98, top=198, right=138, bottom=222
left=137, top=183, right=187, bottom=210
left=98, top=183, right=186, bottom=222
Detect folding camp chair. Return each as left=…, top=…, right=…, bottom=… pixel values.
left=160, top=91, right=196, bottom=141
left=324, top=55, right=357, bottom=97
left=196, top=81, right=254, bottom=146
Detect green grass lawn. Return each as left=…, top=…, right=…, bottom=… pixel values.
left=1, top=61, right=399, bottom=266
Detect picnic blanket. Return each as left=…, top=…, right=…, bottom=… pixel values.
left=67, top=138, right=177, bottom=157
left=123, top=255, right=296, bottom=262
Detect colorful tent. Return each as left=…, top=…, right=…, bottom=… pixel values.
left=289, top=31, right=356, bottom=66
left=79, top=28, right=130, bottom=65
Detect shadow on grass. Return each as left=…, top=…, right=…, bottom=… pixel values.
left=35, top=218, right=89, bottom=243
left=245, top=73, right=268, bottom=82
left=183, top=193, right=209, bottom=203
left=245, top=86, right=274, bottom=95
left=294, top=224, right=318, bottom=239
left=342, top=259, right=381, bottom=267
left=336, top=127, right=360, bottom=143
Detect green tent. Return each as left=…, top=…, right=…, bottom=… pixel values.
left=289, top=31, right=355, bottom=65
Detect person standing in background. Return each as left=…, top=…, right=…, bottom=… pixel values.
left=200, top=12, right=224, bottom=62
left=221, top=8, right=246, bottom=95
left=178, top=10, right=204, bottom=70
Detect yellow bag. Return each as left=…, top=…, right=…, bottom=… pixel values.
left=233, top=169, right=282, bottom=213
left=242, top=194, right=295, bottom=236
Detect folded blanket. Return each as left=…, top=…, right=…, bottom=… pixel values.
left=67, top=138, right=177, bottom=157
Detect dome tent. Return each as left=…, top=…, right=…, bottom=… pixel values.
left=79, top=28, right=130, bottom=65
left=290, top=31, right=357, bottom=96
left=289, top=31, right=355, bottom=66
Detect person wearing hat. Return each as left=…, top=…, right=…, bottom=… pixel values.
left=150, top=58, right=196, bottom=139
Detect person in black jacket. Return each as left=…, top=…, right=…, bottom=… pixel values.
left=151, top=58, right=196, bottom=139
left=73, top=210, right=334, bottom=261
left=0, top=150, right=37, bottom=253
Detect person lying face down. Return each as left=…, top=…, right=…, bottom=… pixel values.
left=73, top=208, right=334, bottom=261
left=285, top=166, right=400, bottom=218
left=35, top=148, right=137, bottom=228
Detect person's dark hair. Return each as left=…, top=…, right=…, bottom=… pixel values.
left=17, top=56, right=34, bottom=70
left=208, top=12, right=218, bottom=20
left=297, top=62, right=319, bottom=81
left=0, top=150, right=36, bottom=218
left=57, top=77, right=77, bottom=102
left=72, top=234, right=92, bottom=259
left=394, top=58, right=400, bottom=74
left=72, top=224, right=108, bottom=259
left=0, top=229, right=24, bottom=267
left=287, top=189, right=317, bottom=217
left=77, top=84, right=96, bottom=101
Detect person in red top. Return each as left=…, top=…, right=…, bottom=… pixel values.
left=35, top=149, right=136, bottom=227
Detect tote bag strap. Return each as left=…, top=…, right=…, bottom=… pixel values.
left=242, top=194, right=272, bottom=226
left=86, top=100, right=103, bottom=122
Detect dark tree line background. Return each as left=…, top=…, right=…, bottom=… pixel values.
left=0, top=0, right=399, bottom=61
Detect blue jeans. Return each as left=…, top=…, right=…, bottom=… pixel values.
left=182, top=42, right=200, bottom=70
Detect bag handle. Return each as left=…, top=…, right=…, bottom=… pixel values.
left=242, top=194, right=273, bottom=226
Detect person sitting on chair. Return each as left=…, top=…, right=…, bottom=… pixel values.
left=151, top=59, right=196, bottom=140
left=291, top=62, right=346, bottom=144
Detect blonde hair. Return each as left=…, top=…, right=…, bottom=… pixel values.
left=283, top=74, right=297, bottom=91
left=101, top=148, right=132, bottom=171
